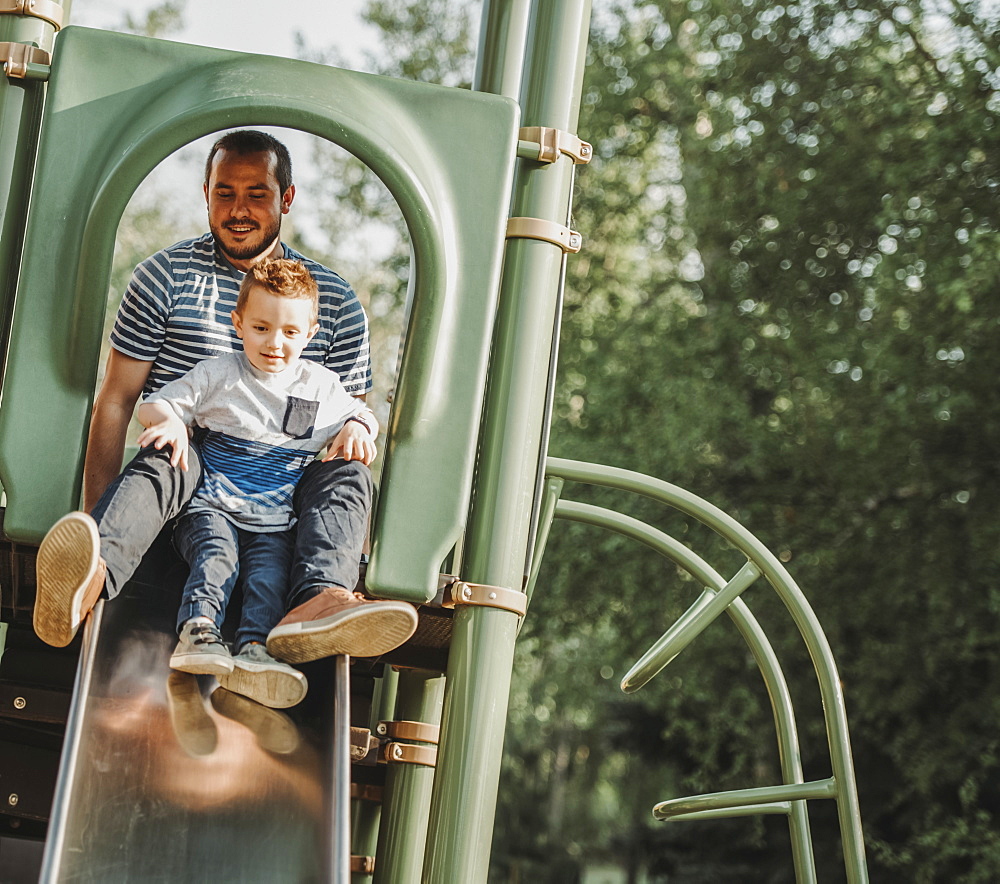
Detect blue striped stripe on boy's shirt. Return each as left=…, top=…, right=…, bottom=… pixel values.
left=199, top=431, right=316, bottom=496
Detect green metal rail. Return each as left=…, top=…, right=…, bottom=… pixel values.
left=541, top=457, right=869, bottom=884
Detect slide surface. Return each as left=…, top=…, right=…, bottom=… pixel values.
left=41, top=543, right=341, bottom=883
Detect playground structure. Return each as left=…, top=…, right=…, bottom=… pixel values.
left=0, top=1, right=870, bottom=881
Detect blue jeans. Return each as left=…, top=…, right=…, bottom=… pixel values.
left=91, top=443, right=372, bottom=608
left=173, top=510, right=294, bottom=648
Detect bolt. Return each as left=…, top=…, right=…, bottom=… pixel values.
left=13, top=697, right=26, bottom=710
left=462, top=585, right=473, bottom=601
left=392, top=744, right=404, bottom=760
left=488, top=592, right=497, bottom=600
left=7, top=794, right=17, bottom=807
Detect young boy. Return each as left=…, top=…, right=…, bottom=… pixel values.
left=37, top=259, right=410, bottom=708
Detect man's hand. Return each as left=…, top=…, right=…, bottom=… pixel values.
left=136, top=414, right=190, bottom=471
left=323, top=420, right=376, bottom=466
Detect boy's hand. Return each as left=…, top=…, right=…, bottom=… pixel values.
left=324, top=420, right=376, bottom=466
left=136, top=416, right=190, bottom=471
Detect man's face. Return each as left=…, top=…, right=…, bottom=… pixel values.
left=205, top=149, right=294, bottom=270
left=231, top=285, right=318, bottom=374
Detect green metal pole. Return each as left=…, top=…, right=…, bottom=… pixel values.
left=351, top=667, right=398, bottom=883
left=422, top=3, right=592, bottom=882
left=474, top=0, right=532, bottom=102
left=0, top=2, right=65, bottom=364
left=372, top=670, right=445, bottom=884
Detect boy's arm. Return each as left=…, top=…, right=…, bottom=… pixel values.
left=83, top=350, right=153, bottom=512
left=136, top=400, right=190, bottom=472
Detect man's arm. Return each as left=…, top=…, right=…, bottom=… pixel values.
left=83, top=349, right=153, bottom=512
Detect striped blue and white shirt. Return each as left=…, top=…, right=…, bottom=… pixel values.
left=110, top=234, right=372, bottom=397
left=145, top=352, right=364, bottom=531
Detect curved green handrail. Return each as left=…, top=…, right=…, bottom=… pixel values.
left=545, top=457, right=868, bottom=884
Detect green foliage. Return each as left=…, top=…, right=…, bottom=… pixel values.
left=119, top=0, right=186, bottom=38
left=516, top=0, right=1000, bottom=880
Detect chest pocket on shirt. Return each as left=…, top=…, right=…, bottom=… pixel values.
left=282, top=396, right=319, bottom=440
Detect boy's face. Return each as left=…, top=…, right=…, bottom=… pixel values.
left=231, top=285, right=319, bottom=374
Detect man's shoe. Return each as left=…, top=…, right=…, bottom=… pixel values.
left=266, top=587, right=418, bottom=664
left=217, top=642, right=308, bottom=709
left=166, top=671, right=218, bottom=757
left=34, top=512, right=106, bottom=648
left=210, top=688, right=299, bottom=754
left=169, top=619, right=235, bottom=676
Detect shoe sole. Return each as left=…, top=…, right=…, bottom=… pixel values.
left=33, top=513, right=100, bottom=647
left=267, top=602, right=418, bottom=664
left=211, top=689, right=299, bottom=754
left=169, top=652, right=235, bottom=677
left=217, top=660, right=307, bottom=709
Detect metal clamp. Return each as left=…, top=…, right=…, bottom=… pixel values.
left=383, top=741, right=438, bottom=767
left=350, top=856, right=376, bottom=875
left=519, top=126, right=592, bottom=164
left=506, top=217, right=582, bottom=254
left=0, top=0, right=64, bottom=30
left=349, top=726, right=379, bottom=760
left=443, top=581, right=528, bottom=617
left=376, top=720, right=440, bottom=744
left=1, top=41, right=50, bottom=78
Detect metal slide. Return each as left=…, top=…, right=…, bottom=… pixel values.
left=38, top=538, right=353, bottom=884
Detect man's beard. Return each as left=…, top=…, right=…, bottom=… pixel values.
left=211, top=218, right=282, bottom=262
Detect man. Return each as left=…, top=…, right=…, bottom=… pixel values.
left=33, top=130, right=417, bottom=692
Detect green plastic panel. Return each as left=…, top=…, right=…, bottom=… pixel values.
left=0, top=27, right=518, bottom=603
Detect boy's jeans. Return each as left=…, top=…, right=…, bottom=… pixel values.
left=173, top=511, right=294, bottom=648
left=90, top=443, right=372, bottom=610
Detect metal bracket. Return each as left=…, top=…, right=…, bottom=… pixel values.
left=1, top=42, right=50, bottom=79
left=0, top=0, right=64, bottom=30
left=376, top=719, right=440, bottom=744
left=350, top=856, right=376, bottom=875
left=519, top=126, right=592, bottom=164
left=349, top=726, right=379, bottom=761
left=382, top=741, right=438, bottom=767
left=443, top=581, right=528, bottom=617
left=506, top=217, right=582, bottom=254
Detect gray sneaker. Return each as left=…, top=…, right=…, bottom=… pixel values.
left=217, top=642, right=308, bottom=709
left=169, top=620, right=234, bottom=676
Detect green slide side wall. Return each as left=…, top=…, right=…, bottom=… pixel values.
left=0, top=27, right=518, bottom=602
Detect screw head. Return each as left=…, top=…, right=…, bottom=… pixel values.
left=7, top=794, right=18, bottom=807
left=13, top=697, right=26, bottom=710
left=376, top=722, right=387, bottom=736
left=392, top=744, right=404, bottom=760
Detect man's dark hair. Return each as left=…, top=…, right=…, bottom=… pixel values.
left=204, top=130, right=293, bottom=194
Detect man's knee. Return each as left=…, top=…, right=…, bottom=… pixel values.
left=297, top=458, right=372, bottom=504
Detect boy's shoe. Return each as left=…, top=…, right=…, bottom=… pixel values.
left=217, top=642, right=308, bottom=709
left=210, top=688, right=299, bottom=754
left=266, top=587, right=418, bottom=665
left=166, top=671, right=218, bottom=757
left=169, top=619, right=235, bottom=676
left=33, top=512, right=107, bottom=648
